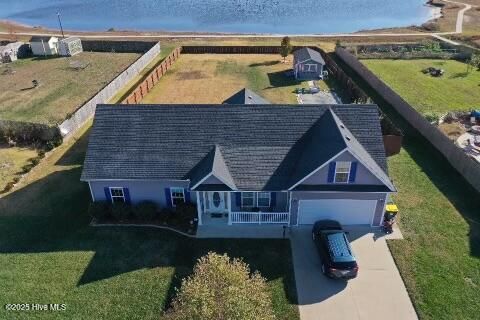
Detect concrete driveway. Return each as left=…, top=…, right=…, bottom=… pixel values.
left=290, top=227, right=417, bottom=320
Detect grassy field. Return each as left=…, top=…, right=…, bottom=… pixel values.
left=361, top=59, right=480, bottom=114
left=141, top=54, right=336, bottom=104
left=0, top=52, right=140, bottom=124
left=0, top=145, right=38, bottom=191
left=0, top=124, right=298, bottom=320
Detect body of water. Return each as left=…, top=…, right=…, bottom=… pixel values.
left=0, top=0, right=435, bottom=34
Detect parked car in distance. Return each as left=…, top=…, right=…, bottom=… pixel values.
left=312, top=220, right=358, bottom=279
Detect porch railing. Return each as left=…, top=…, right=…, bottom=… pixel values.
left=230, top=212, right=290, bottom=224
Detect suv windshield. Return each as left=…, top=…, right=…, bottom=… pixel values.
left=324, top=232, right=356, bottom=263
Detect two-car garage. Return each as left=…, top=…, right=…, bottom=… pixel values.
left=297, top=199, right=380, bottom=226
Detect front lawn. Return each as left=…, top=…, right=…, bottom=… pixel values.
left=361, top=59, right=480, bottom=114
left=0, top=125, right=298, bottom=320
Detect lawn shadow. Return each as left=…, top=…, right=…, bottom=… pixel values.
left=0, top=130, right=299, bottom=315
left=449, top=72, right=469, bottom=79
left=249, top=60, right=281, bottom=67
left=267, top=70, right=301, bottom=88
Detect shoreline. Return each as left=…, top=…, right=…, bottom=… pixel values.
left=0, top=3, right=443, bottom=38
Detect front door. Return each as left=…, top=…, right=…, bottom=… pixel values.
left=207, top=191, right=227, bottom=213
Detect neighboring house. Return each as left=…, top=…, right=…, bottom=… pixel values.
left=81, top=104, right=396, bottom=228
left=0, top=42, right=27, bottom=63
left=223, top=88, right=271, bottom=104
left=58, top=37, right=83, bottom=56
left=30, top=36, right=59, bottom=56
left=293, top=47, right=326, bottom=80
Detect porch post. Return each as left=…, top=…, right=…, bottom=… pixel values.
left=227, top=192, right=232, bottom=225
left=196, top=191, right=202, bottom=226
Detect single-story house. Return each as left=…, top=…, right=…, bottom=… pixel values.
left=293, top=47, right=326, bottom=80
left=30, top=36, right=59, bottom=56
left=81, top=104, right=396, bottom=227
left=223, top=88, right=271, bottom=104
left=59, top=37, right=83, bottom=57
left=0, top=42, right=27, bottom=63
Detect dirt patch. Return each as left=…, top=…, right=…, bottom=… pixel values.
left=439, top=122, right=467, bottom=140
left=176, top=70, right=209, bottom=80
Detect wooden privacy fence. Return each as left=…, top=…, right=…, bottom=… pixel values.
left=122, top=47, right=182, bottom=104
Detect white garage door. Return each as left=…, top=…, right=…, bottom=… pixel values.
left=298, top=199, right=377, bottom=225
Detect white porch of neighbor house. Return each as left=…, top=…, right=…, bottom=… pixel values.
left=196, top=191, right=291, bottom=226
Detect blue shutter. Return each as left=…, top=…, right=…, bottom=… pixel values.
left=123, top=187, right=131, bottom=204
left=165, top=188, right=172, bottom=207
left=270, top=192, right=276, bottom=207
left=349, top=162, right=358, bottom=183
left=327, top=162, right=336, bottom=183
left=185, top=190, right=191, bottom=203
left=104, top=187, right=112, bottom=203
left=235, top=193, right=241, bottom=207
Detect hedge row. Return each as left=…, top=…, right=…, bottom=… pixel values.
left=0, top=120, right=63, bottom=148
left=89, top=201, right=198, bottom=227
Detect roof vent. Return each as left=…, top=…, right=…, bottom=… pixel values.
left=248, top=96, right=253, bottom=99
left=345, top=136, right=351, bottom=141
left=340, top=124, right=345, bottom=129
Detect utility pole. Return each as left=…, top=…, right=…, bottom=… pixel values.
left=57, top=12, right=65, bottom=39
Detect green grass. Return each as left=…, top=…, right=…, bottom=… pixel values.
left=336, top=53, right=480, bottom=319
left=0, top=127, right=298, bottom=320
left=361, top=59, right=480, bottom=114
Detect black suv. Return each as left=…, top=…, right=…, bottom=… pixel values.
left=312, top=220, right=358, bottom=279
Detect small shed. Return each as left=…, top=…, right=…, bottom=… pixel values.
left=0, top=42, right=27, bottom=63
left=59, top=37, right=83, bottom=57
left=30, top=36, right=59, bottom=56
left=293, top=47, right=326, bottom=80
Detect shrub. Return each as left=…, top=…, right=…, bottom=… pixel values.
left=133, top=201, right=158, bottom=221
left=165, top=252, right=275, bottom=320
left=88, top=201, right=110, bottom=221
left=171, top=202, right=196, bottom=225
left=30, top=157, right=41, bottom=165
left=110, top=202, right=132, bottom=221
left=424, top=112, right=441, bottom=124
left=21, top=163, right=34, bottom=173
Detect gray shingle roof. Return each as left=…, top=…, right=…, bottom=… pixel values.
left=293, top=47, right=325, bottom=65
left=223, top=88, right=271, bottom=105
left=81, top=104, right=393, bottom=191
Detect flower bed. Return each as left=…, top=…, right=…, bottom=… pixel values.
left=89, top=201, right=198, bottom=235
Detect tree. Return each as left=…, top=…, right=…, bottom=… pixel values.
left=280, top=36, right=292, bottom=63
left=165, top=252, right=276, bottom=320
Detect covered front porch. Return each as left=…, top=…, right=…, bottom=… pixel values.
left=195, top=191, right=291, bottom=226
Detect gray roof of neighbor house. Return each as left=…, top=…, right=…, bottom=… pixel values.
left=223, top=88, right=270, bottom=105
left=30, top=36, right=56, bottom=42
left=293, top=47, right=325, bottom=65
left=81, top=104, right=395, bottom=192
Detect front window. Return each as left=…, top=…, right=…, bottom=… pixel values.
left=170, top=187, right=185, bottom=207
left=241, top=192, right=255, bottom=208
left=334, top=162, right=351, bottom=183
left=257, top=192, right=271, bottom=207
left=110, top=187, right=125, bottom=203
